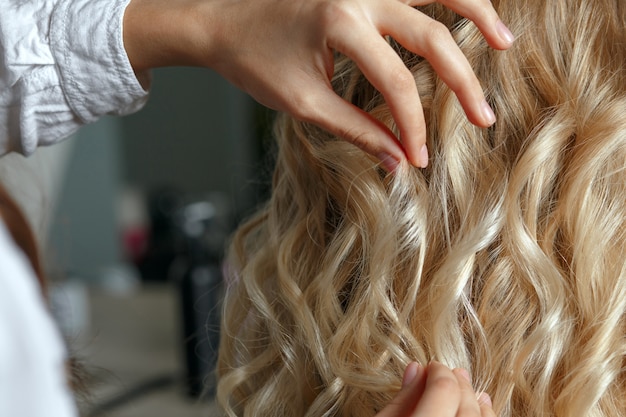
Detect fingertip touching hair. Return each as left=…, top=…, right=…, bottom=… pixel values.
left=217, top=1, right=626, bottom=416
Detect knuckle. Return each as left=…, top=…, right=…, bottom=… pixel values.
left=316, top=0, right=359, bottom=31
left=338, top=124, right=386, bottom=158
left=441, top=0, right=496, bottom=22
left=430, top=374, right=460, bottom=394
left=477, top=0, right=499, bottom=22
left=350, top=131, right=376, bottom=152
left=337, top=124, right=372, bottom=149
left=424, top=21, right=455, bottom=53
left=479, top=7, right=496, bottom=24
left=289, top=92, right=319, bottom=123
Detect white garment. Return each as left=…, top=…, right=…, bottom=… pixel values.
left=0, top=0, right=149, bottom=155
left=0, top=0, right=147, bottom=414
left=0, top=222, right=77, bottom=417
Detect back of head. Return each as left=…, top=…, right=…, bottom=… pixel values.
left=218, top=1, right=626, bottom=416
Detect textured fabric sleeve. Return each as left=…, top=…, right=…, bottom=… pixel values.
left=0, top=222, right=78, bottom=417
left=0, top=0, right=149, bottom=155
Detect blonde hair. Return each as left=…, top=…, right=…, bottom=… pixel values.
left=217, top=1, right=626, bottom=416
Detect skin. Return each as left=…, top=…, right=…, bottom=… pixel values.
left=376, top=362, right=496, bottom=417
left=123, top=0, right=514, bottom=171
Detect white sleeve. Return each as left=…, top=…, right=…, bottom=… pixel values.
left=0, top=223, right=78, bottom=417
left=0, top=0, right=149, bottom=156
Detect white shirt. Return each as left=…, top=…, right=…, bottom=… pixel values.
left=0, top=222, right=78, bottom=417
left=0, top=0, right=148, bottom=414
left=0, top=0, right=149, bottom=156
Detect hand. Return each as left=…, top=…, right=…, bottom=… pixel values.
left=376, top=362, right=495, bottom=417
left=123, top=0, right=514, bottom=170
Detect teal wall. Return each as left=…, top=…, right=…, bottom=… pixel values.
left=121, top=67, right=258, bottom=213
left=47, top=117, right=122, bottom=279
left=47, top=68, right=260, bottom=279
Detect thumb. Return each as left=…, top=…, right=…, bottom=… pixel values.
left=375, top=362, right=426, bottom=417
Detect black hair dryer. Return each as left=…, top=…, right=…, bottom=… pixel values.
left=173, top=194, right=231, bottom=397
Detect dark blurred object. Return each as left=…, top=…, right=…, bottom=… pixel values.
left=137, top=187, right=183, bottom=282
left=171, top=193, right=232, bottom=397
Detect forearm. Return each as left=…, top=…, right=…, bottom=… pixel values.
left=122, top=0, right=221, bottom=72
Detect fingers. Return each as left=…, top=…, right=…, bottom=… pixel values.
left=410, top=0, right=515, bottom=50
left=376, top=2, right=496, bottom=128
left=375, top=363, right=428, bottom=417
left=298, top=85, right=406, bottom=172
left=411, top=362, right=463, bottom=416
left=376, top=362, right=496, bottom=417
left=412, top=362, right=494, bottom=417
left=325, top=0, right=514, bottom=169
left=443, top=0, right=515, bottom=49
left=208, top=0, right=515, bottom=172
left=330, top=20, right=428, bottom=167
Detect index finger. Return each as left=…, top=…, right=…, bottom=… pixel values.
left=330, top=21, right=429, bottom=167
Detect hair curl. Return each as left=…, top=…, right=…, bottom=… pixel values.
left=217, top=1, right=626, bottom=416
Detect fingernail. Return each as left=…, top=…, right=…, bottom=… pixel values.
left=479, top=392, right=493, bottom=407
left=419, top=145, right=429, bottom=168
left=402, top=362, right=420, bottom=388
left=496, top=20, right=515, bottom=45
left=377, top=152, right=400, bottom=172
left=481, top=100, right=496, bottom=126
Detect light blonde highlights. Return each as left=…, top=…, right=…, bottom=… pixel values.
left=217, top=1, right=626, bottom=416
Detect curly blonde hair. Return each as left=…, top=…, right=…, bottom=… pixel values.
left=217, top=1, right=626, bottom=416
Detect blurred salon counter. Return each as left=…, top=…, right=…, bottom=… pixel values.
left=55, top=283, right=222, bottom=417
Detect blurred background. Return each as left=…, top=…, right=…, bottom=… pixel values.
left=0, top=68, right=275, bottom=416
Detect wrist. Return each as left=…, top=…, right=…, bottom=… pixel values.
left=122, top=0, right=218, bottom=72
